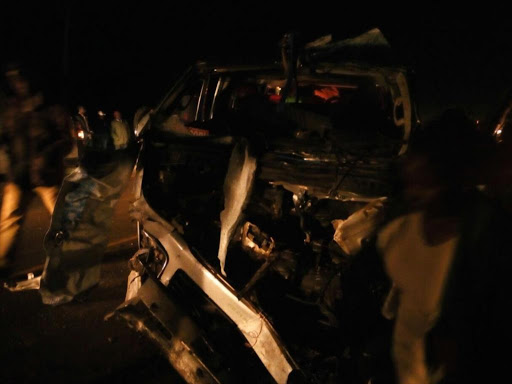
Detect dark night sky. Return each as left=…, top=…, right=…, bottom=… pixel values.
left=2, top=1, right=512, bottom=123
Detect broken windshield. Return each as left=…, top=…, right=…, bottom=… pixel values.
left=154, top=70, right=402, bottom=151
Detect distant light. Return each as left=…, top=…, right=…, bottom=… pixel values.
left=78, top=130, right=85, bottom=139
left=497, top=129, right=503, bottom=135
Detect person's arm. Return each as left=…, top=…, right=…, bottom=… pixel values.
left=393, top=298, right=438, bottom=384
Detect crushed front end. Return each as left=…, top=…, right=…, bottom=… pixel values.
left=110, top=29, right=418, bottom=384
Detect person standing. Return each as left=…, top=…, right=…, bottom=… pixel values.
left=110, top=110, right=130, bottom=150
left=377, top=109, right=509, bottom=384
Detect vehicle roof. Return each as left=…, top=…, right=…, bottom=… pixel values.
left=196, top=60, right=408, bottom=78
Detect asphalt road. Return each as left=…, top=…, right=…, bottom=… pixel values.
left=0, top=176, right=185, bottom=384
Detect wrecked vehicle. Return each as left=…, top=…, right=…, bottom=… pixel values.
left=111, top=29, right=419, bottom=383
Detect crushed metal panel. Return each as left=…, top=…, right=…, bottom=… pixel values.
left=111, top=297, right=221, bottom=384
left=332, top=197, right=387, bottom=256
left=240, top=221, right=275, bottom=259
left=125, top=270, right=142, bottom=301
left=167, top=339, right=222, bottom=384
left=395, top=72, right=413, bottom=155
left=331, top=28, right=391, bottom=48
left=4, top=275, right=41, bottom=292
left=139, top=213, right=298, bottom=384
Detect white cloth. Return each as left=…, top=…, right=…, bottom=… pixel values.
left=377, top=212, right=458, bottom=384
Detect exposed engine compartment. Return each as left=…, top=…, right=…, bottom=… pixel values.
left=133, top=132, right=397, bottom=382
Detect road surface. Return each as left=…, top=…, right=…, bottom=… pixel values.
left=0, top=176, right=184, bottom=383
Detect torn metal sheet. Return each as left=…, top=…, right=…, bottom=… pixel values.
left=39, top=152, right=135, bottom=305
left=110, top=290, right=221, bottom=384
left=125, top=270, right=142, bottom=301
left=4, top=275, right=41, bottom=292
left=304, top=34, right=332, bottom=49
left=127, top=197, right=298, bottom=383
left=259, top=140, right=397, bottom=203
left=332, top=197, right=386, bottom=256
left=327, top=28, right=391, bottom=49
left=240, top=221, right=275, bottom=260
left=148, top=219, right=297, bottom=383
left=304, top=28, right=392, bottom=65
left=218, top=141, right=257, bottom=276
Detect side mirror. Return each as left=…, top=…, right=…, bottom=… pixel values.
left=133, top=106, right=152, bottom=138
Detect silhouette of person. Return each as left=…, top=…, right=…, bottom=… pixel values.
left=0, top=63, right=71, bottom=273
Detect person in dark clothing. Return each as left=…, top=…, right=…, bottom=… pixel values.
left=73, top=105, right=93, bottom=160
left=0, top=64, right=71, bottom=272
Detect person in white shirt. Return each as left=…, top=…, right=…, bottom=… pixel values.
left=377, top=109, right=499, bottom=384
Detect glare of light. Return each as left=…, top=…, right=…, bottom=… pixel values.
left=77, top=130, right=85, bottom=139
left=497, top=129, right=503, bottom=135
